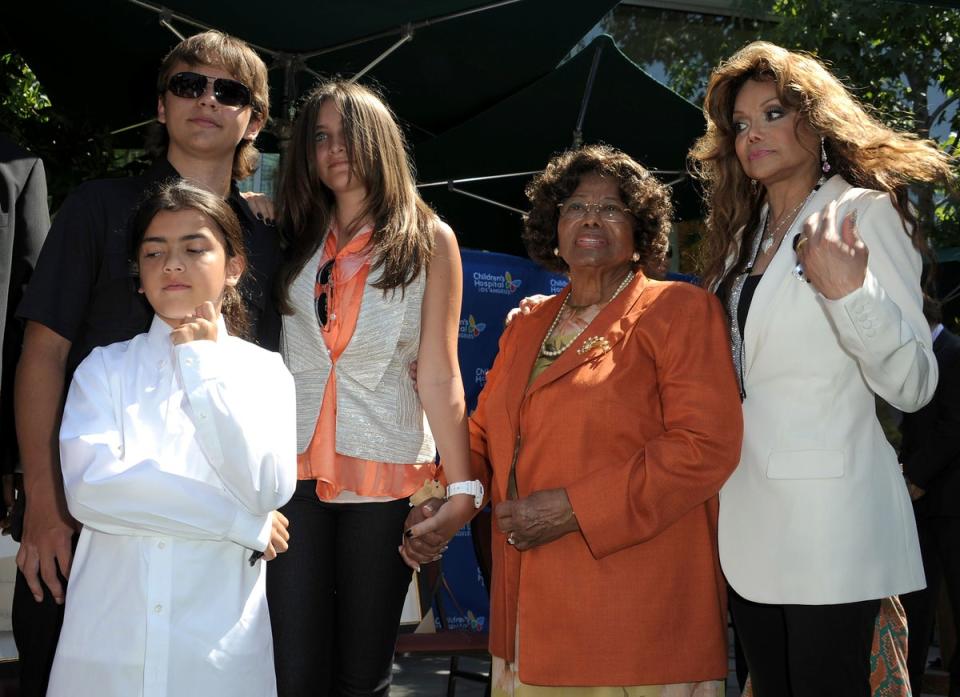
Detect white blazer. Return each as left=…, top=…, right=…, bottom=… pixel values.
left=719, top=175, right=935, bottom=605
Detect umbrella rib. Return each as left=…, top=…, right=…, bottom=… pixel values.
left=572, top=43, right=605, bottom=148
left=418, top=171, right=542, bottom=187
left=349, top=29, right=414, bottom=83
left=418, top=170, right=685, bottom=188
left=124, top=0, right=281, bottom=57
left=299, top=0, right=525, bottom=60
left=442, top=185, right=528, bottom=216
left=159, top=17, right=186, bottom=41
left=109, top=118, right=156, bottom=136
left=125, top=0, right=526, bottom=97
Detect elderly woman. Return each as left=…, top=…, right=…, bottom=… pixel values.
left=690, top=42, right=955, bottom=697
left=409, top=144, right=742, bottom=695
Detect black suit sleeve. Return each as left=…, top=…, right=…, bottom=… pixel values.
left=902, top=335, right=960, bottom=489
left=14, top=157, right=50, bottom=270
left=16, top=183, right=101, bottom=343
left=2, top=154, right=50, bottom=473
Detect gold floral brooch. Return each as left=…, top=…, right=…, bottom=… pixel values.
left=577, top=336, right=611, bottom=355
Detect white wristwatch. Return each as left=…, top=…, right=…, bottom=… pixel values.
left=446, top=480, right=485, bottom=509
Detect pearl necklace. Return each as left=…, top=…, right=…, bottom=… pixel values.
left=540, top=270, right=635, bottom=358
left=759, top=179, right=825, bottom=254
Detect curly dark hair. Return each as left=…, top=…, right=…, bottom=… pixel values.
left=523, top=144, right=673, bottom=275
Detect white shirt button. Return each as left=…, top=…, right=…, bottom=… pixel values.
left=184, top=358, right=195, bottom=367
left=157, top=541, right=165, bottom=549
left=198, top=412, right=208, bottom=421
left=154, top=604, right=163, bottom=614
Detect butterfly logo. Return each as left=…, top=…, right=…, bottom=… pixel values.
left=466, top=315, right=486, bottom=337
left=504, top=271, right=522, bottom=293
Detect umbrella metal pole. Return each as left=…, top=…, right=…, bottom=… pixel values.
left=124, top=0, right=280, bottom=57
left=444, top=183, right=527, bottom=216
left=572, top=43, right=604, bottom=148
left=418, top=169, right=685, bottom=217
left=419, top=171, right=541, bottom=187
left=418, top=169, right=683, bottom=188
left=349, top=26, right=415, bottom=83
left=109, top=119, right=156, bottom=136
left=158, top=11, right=186, bottom=41
left=300, top=0, right=525, bottom=60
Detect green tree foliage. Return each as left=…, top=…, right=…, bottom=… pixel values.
left=0, top=52, right=145, bottom=208
left=605, top=0, right=960, bottom=246
left=766, top=0, right=959, bottom=246
left=1, top=52, right=51, bottom=127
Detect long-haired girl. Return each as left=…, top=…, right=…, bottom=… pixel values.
left=268, top=81, right=479, bottom=696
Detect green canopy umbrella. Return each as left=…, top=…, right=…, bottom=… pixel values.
left=414, top=34, right=706, bottom=256
left=3, top=0, right=618, bottom=145
left=897, top=0, right=960, bottom=6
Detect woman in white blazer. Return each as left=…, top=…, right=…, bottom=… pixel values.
left=690, top=42, right=955, bottom=697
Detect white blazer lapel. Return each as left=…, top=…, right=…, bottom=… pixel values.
left=743, top=176, right=849, bottom=382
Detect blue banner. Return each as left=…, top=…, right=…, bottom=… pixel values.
left=437, top=249, right=567, bottom=631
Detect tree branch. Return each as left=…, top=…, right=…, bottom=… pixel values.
left=929, top=94, right=960, bottom=130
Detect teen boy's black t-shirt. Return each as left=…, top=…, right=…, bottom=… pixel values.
left=17, top=158, right=281, bottom=379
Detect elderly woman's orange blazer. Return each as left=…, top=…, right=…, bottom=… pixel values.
left=468, top=273, right=743, bottom=687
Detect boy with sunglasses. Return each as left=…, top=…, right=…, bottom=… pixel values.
left=12, top=30, right=281, bottom=697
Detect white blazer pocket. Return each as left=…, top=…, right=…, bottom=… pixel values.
left=767, top=449, right=845, bottom=479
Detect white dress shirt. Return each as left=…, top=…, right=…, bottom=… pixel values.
left=47, top=316, right=297, bottom=697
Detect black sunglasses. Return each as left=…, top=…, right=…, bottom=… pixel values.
left=166, top=71, right=252, bottom=108
left=315, top=259, right=335, bottom=329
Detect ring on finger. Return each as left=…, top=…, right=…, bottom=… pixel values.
left=507, top=533, right=516, bottom=545
left=794, top=235, right=809, bottom=252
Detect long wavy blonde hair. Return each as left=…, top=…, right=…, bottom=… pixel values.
left=690, top=41, right=954, bottom=297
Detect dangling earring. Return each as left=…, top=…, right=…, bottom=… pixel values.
left=553, top=247, right=559, bottom=256
left=820, top=136, right=831, bottom=173
left=750, top=179, right=759, bottom=193
left=631, top=252, right=640, bottom=263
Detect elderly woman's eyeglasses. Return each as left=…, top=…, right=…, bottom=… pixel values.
left=558, top=201, right=633, bottom=222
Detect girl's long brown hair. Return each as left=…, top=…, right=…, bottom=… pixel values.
left=275, top=81, right=435, bottom=313
left=690, top=41, right=955, bottom=299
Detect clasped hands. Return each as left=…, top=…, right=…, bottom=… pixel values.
left=400, top=487, right=578, bottom=569
left=399, top=494, right=475, bottom=571
left=795, top=200, right=868, bottom=300
left=496, top=488, right=578, bottom=551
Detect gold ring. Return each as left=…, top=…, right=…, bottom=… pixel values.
left=795, top=236, right=809, bottom=252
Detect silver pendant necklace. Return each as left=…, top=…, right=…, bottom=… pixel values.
left=759, top=178, right=825, bottom=254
